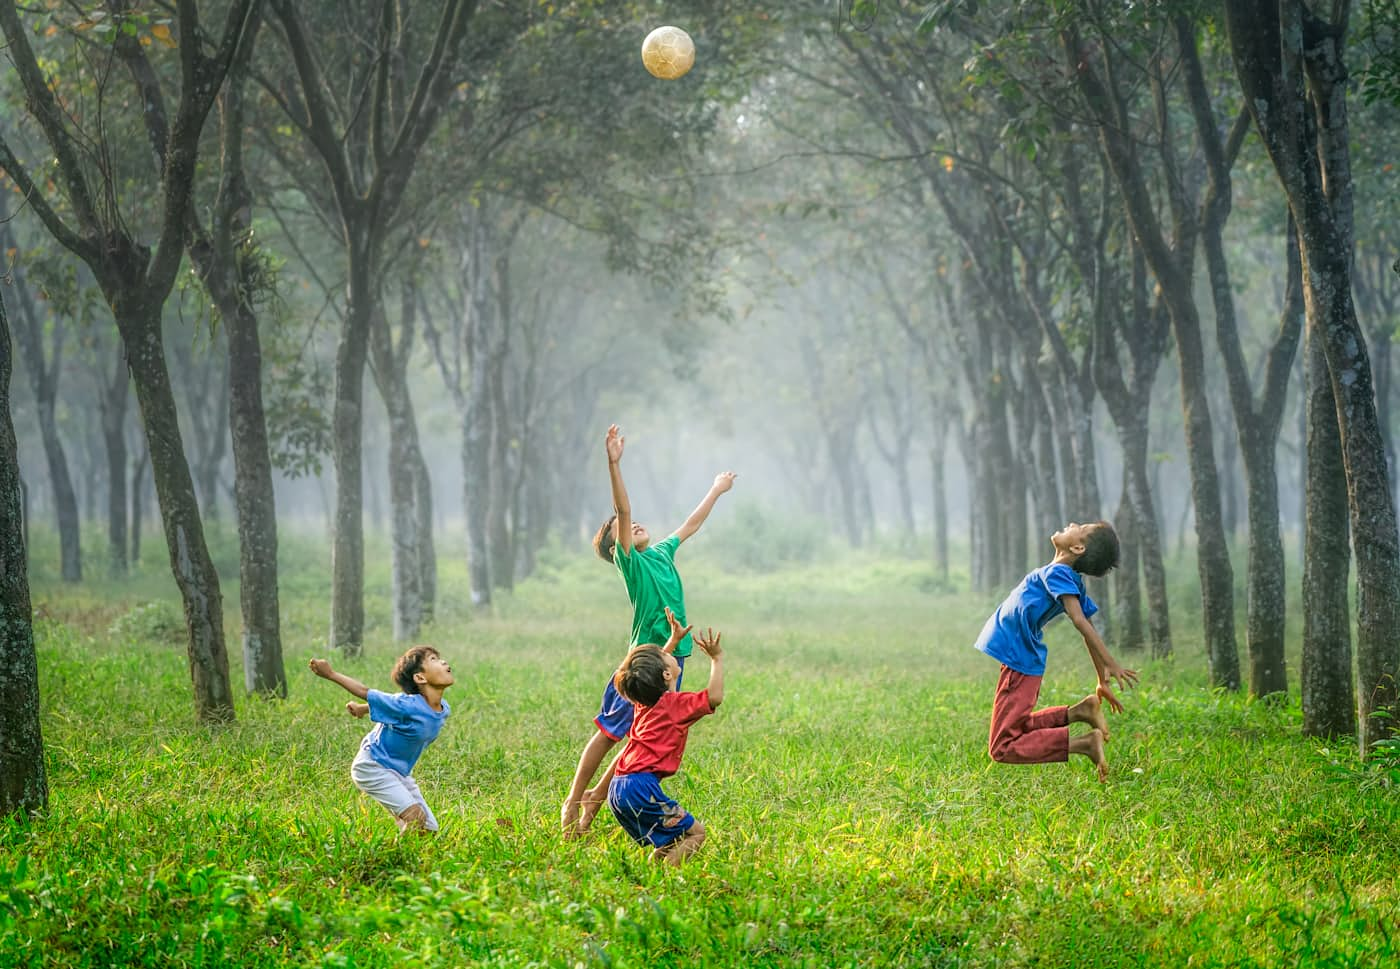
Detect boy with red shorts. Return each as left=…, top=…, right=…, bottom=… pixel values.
left=975, top=521, right=1138, bottom=782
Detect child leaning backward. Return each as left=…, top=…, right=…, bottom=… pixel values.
left=560, top=423, right=735, bottom=837
left=974, top=520, right=1138, bottom=782
left=309, top=646, right=454, bottom=833
left=609, top=607, right=725, bottom=866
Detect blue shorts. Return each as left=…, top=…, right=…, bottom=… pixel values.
left=607, top=771, right=695, bottom=849
left=594, top=655, right=685, bottom=741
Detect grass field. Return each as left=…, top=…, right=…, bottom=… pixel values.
left=3, top=526, right=1398, bottom=968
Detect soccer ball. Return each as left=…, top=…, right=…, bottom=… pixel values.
left=641, top=26, right=695, bottom=80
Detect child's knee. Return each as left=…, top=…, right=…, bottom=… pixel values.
left=686, top=819, right=706, bottom=845
left=988, top=736, right=1014, bottom=763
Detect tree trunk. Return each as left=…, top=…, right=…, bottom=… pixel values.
left=1113, top=470, right=1145, bottom=652
left=329, top=241, right=374, bottom=654
left=929, top=418, right=949, bottom=583
left=488, top=354, right=514, bottom=591
left=414, top=451, right=437, bottom=624
left=1301, top=313, right=1354, bottom=738
left=100, top=355, right=130, bottom=577
left=224, top=294, right=284, bottom=695
left=0, top=284, right=48, bottom=818
left=118, top=301, right=235, bottom=723
left=130, top=444, right=148, bottom=566
left=1225, top=0, right=1400, bottom=753
left=1121, top=422, right=1172, bottom=658
left=1, top=228, right=82, bottom=582
left=369, top=309, right=426, bottom=641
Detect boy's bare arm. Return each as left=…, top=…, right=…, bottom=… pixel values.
left=606, top=424, right=634, bottom=555
left=694, top=628, right=725, bottom=708
left=1060, top=597, right=1138, bottom=709
left=309, top=658, right=371, bottom=700
left=674, top=472, right=737, bottom=543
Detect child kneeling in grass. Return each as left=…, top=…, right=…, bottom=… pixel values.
left=309, top=646, right=453, bottom=833
left=608, top=610, right=724, bottom=866
left=975, top=521, right=1138, bottom=782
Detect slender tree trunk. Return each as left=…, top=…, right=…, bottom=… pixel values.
left=130, top=444, right=148, bottom=566
left=1301, top=314, right=1355, bottom=737
left=488, top=355, right=514, bottom=591
left=1, top=231, right=82, bottom=582
left=196, top=356, right=231, bottom=522
left=329, top=240, right=374, bottom=654
left=118, top=301, right=235, bottom=723
left=100, top=356, right=130, bottom=577
left=1113, top=470, right=1144, bottom=652
left=223, top=294, right=284, bottom=695
left=929, top=417, right=949, bottom=582
left=0, top=288, right=47, bottom=817
left=370, top=313, right=426, bottom=641
left=1122, top=424, right=1172, bottom=658
left=414, top=451, right=437, bottom=624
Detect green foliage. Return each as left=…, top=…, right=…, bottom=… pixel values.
left=1358, top=0, right=1400, bottom=107
left=106, top=599, right=185, bottom=646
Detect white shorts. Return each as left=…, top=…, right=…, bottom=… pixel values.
left=350, top=745, right=439, bottom=832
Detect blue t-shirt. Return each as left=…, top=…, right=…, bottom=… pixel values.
left=974, top=563, right=1098, bottom=676
left=360, top=689, right=450, bottom=776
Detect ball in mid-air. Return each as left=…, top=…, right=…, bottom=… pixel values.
left=641, top=25, right=695, bottom=80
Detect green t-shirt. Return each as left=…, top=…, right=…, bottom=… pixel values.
left=614, top=533, right=693, bottom=658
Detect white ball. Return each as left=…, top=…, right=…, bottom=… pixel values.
left=641, top=25, right=695, bottom=80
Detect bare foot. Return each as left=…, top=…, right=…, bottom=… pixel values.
left=1085, top=728, right=1108, bottom=783
left=577, top=790, right=606, bottom=834
left=1072, top=693, right=1110, bottom=742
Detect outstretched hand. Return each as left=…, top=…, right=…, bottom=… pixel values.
left=712, top=471, right=737, bottom=493
left=1104, top=662, right=1139, bottom=694
left=661, top=606, right=693, bottom=654
left=309, top=658, right=334, bottom=678
left=605, top=424, right=625, bottom=464
left=693, top=627, right=723, bottom=660
left=1096, top=681, right=1124, bottom=715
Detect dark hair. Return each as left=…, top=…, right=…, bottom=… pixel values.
left=1073, top=521, right=1121, bottom=577
left=593, top=514, right=617, bottom=563
left=614, top=645, right=669, bottom=707
left=391, top=645, right=440, bottom=694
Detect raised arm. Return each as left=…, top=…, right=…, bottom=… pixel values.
left=308, top=658, right=370, bottom=700
left=674, top=472, right=737, bottom=544
left=693, top=628, right=725, bottom=708
left=606, top=424, right=634, bottom=556
left=1060, top=596, right=1138, bottom=712
left=660, top=606, right=694, bottom=654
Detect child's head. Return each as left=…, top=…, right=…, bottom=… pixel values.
left=613, top=644, right=679, bottom=707
left=1054, top=520, right=1120, bottom=576
left=391, top=645, right=452, bottom=694
left=592, top=514, right=650, bottom=563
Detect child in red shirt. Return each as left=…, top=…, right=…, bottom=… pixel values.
left=607, top=610, right=724, bottom=866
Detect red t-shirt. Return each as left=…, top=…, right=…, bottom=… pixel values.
left=615, top=689, right=714, bottom=778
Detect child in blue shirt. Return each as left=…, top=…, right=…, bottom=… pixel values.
left=310, top=645, right=454, bottom=832
left=975, top=521, right=1138, bottom=782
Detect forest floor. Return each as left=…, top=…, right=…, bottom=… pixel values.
left=4, top=527, right=1398, bottom=968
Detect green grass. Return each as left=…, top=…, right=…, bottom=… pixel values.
left=4, top=528, right=1398, bottom=968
